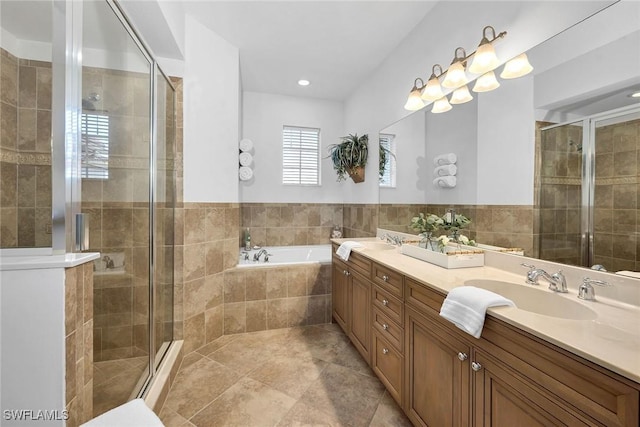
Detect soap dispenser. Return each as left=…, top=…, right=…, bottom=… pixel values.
left=245, top=228, right=251, bottom=251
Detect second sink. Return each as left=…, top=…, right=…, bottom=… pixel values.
left=464, top=279, right=597, bottom=321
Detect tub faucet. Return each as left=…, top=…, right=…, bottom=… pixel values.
left=521, top=263, right=567, bottom=293
left=253, top=248, right=269, bottom=262
left=103, top=255, right=115, bottom=269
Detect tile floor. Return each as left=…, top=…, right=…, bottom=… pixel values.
left=159, top=323, right=413, bottom=426
left=93, top=357, right=148, bottom=417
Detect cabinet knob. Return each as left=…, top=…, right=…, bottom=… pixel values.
left=344, top=270, right=351, bottom=276
left=471, top=361, right=482, bottom=372
left=382, top=323, right=389, bottom=330
left=382, top=348, right=389, bottom=355
left=382, top=299, right=389, bottom=306
left=382, top=275, right=389, bottom=282
left=457, top=352, right=468, bottom=361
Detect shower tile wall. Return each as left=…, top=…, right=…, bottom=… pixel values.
left=0, top=48, right=52, bottom=248
left=342, top=203, right=378, bottom=238
left=592, top=118, right=640, bottom=271
left=239, top=203, right=343, bottom=247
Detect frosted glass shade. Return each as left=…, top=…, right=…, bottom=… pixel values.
left=404, top=88, right=425, bottom=111
left=442, top=62, right=467, bottom=88
left=472, top=71, right=500, bottom=92
left=450, top=85, right=473, bottom=104
left=431, top=97, right=452, bottom=113
left=421, top=77, right=444, bottom=101
left=500, top=53, right=533, bottom=79
left=469, top=43, right=499, bottom=74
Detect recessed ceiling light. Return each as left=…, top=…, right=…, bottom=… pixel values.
left=630, top=91, right=640, bottom=98
left=298, top=79, right=310, bottom=86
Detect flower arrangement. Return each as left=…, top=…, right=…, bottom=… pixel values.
left=441, top=213, right=472, bottom=233
left=409, top=213, right=444, bottom=234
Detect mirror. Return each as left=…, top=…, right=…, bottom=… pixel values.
left=378, top=1, right=640, bottom=274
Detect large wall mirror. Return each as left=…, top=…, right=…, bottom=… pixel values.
left=378, top=1, right=640, bottom=275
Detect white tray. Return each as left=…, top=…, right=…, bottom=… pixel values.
left=400, top=243, right=484, bottom=269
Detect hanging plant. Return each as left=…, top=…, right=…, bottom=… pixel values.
left=379, top=144, right=395, bottom=181
left=327, top=133, right=369, bottom=183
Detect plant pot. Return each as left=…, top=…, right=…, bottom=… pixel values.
left=348, top=166, right=365, bottom=183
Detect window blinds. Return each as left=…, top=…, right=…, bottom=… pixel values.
left=282, top=126, right=320, bottom=185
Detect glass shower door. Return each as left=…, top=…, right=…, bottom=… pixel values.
left=81, top=0, right=152, bottom=416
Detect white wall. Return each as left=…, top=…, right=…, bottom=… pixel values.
left=241, top=91, right=345, bottom=203
left=183, top=15, right=240, bottom=203
left=344, top=1, right=613, bottom=205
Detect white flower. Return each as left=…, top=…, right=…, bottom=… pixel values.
left=458, top=235, right=469, bottom=245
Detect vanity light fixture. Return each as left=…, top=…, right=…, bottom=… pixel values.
left=450, top=84, right=473, bottom=104
left=298, top=79, right=310, bottom=86
left=630, top=91, right=640, bottom=98
left=403, top=24, right=533, bottom=112
left=421, top=64, right=445, bottom=101
left=404, top=78, right=426, bottom=111
left=442, top=47, right=468, bottom=89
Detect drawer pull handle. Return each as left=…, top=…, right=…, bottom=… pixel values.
left=382, top=299, right=389, bottom=306
left=382, top=275, right=389, bottom=282
left=471, top=361, right=482, bottom=372
left=457, top=352, right=468, bottom=361
left=344, top=270, right=351, bottom=276
left=382, top=323, right=389, bottom=330
left=382, top=348, right=389, bottom=355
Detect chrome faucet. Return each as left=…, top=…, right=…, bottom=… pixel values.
left=381, top=233, right=404, bottom=246
left=578, top=277, right=610, bottom=301
left=521, top=263, right=568, bottom=293
left=253, top=248, right=269, bottom=262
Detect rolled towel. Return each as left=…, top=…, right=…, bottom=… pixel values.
left=80, top=399, right=163, bottom=427
left=433, top=153, right=457, bottom=166
left=433, top=176, right=456, bottom=188
left=239, top=152, right=253, bottom=166
left=336, top=241, right=364, bottom=261
left=239, top=138, right=254, bottom=152
left=440, top=286, right=516, bottom=338
left=434, top=164, right=457, bottom=177
left=239, top=166, right=253, bottom=181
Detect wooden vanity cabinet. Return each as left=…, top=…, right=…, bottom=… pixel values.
left=331, top=259, right=349, bottom=331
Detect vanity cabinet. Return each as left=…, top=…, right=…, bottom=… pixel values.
left=331, top=259, right=349, bottom=331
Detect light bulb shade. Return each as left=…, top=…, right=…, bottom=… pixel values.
left=431, top=97, right=452, bottom=114
left=450, top=85, right=473, bottom=104
left=442, top=62, right=467, bottom=89
left=404, top=88, right=425, bottom=111
left=500, top=53, right=533, bottom=79
left=468, top=42, right=499, bottom=74
left=421, top=77, right=444, bottom=101
left=472, top=70, right=500, bottom=92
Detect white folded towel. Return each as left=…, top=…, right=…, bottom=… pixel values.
left=434, top=175, right=457, bottom=188
left=434, top=164, right=457, bottom=176
left=439, top=286, right=516, bottom=339
left=239, top=166, right=253, bottom=181
left=336, top=241, right=363, bottom=261
left=239, top=138, right=254, bottom=152
left=80, top=399, right=164, bottom=427
left=239, top=151, right=253, bottom=166
left=433, top=153, right=457, bottom=166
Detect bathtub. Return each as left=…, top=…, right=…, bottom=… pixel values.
left=238, top=244, right=332, bottom=267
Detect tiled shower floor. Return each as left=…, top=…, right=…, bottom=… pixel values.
left=93, top=356, right=148, bottom=417
left=159, top=324, right=412, bottom=426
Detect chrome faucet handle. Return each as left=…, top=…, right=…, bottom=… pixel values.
left=578, top=277, right=610, bottom=301
left=521, top=263, right=536, bottom=270
left=521, top=263, right=538, bottom=285
left=550, top=270, right=568, bottom=293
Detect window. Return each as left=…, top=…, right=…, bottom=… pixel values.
left=81, top=113, right=110, bottom=179
left=282, top=125, right=320, bottom=185
left=379, top=133, right=396, bottom=188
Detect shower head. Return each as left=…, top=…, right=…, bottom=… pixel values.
left=569, top=139, right=582, bottom=152
left=82, top=93, right=102, bottom=111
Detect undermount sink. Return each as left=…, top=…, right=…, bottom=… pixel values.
left=363, top=242, right=396, bottom=251
left=464, top=279, right=597, bottom=321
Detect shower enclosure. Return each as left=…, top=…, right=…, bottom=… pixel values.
left=539, top=106, right=640, bottom=272
left=1, top=0, right=175, bottom=417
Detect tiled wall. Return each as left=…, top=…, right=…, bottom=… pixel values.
left=0, top=48, right=52, bottom=248
left=65, top=262, right=94, bottom=427
left=239, top=203, right=343, bottom=247
left=222, top=264, right=332, bottom=334
left=342, top=203, right=378, bottom=238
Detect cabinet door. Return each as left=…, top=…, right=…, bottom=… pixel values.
left=406, top=307, right=471, bottom=427
left=331, top=261, right=349, bottom=332
left=472, top=350, right=591, bottom=427
left=349, top=271, right=371, bottom=363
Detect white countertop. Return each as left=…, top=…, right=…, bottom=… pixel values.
left=333, top=238, right=640, bottom=383
left=0, top=252, right=100, bottom=271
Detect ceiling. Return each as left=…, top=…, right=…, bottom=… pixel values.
left=182, top=1, right=437, bottom=101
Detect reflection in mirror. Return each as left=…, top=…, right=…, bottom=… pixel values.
left=379, top=1, right=640, bottom=275
left=0, top=0, right=53, bottom=248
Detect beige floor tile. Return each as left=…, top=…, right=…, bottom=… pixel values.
left=195, top=334, right=239, bottom=356
left=158, top=406, right=191, bottom=427
left=164, top=357, right=240, bottom=419
left=369, top=391, right=412, bottom=427
left=189, top=377, right=296, bottom=427
left=277, top=400, right=345, bottom=427
left=330, top=341, right=376, bottom=377
left=247, top=355, right=328, bottom=399
left=207, top=334, right=277, bottom=375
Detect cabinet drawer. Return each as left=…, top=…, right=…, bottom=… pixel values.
left=372, top=307, right=403, bottom=353
left=347, top=251, right=372, bottom=279
left=372, top=331, right=403, bottom=406
left=405, top=277, right=446, bottom=314
left=372, top=262, right=403, bottom=298
left=372, top=285, right=404, bottom=326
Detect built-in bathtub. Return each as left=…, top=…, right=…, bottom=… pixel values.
left=224, top=244, right=333, bottom=334
left=238, top=244, right=332, bottom=267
